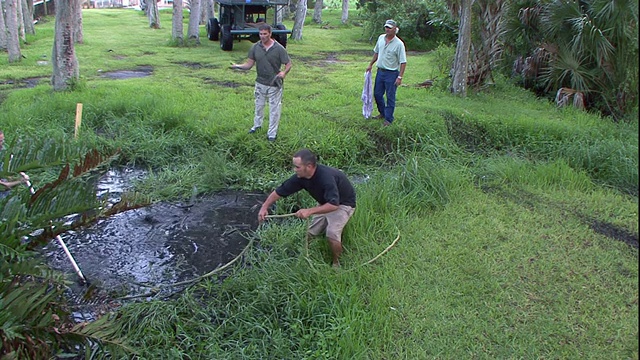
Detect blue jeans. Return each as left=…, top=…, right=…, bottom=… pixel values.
left=374, top=69, right=399, bottom=123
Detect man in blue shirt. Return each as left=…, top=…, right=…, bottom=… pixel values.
left=366, top=19, right=407, bottom=126
left=258, top=149, right=356, bottom=267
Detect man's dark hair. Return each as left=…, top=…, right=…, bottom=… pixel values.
left=294, top=149, right=317, bottom=166
left=258, top=24, right=272, bottom=33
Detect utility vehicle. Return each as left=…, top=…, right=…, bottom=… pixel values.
left=207, top=0, right=291, bottom=51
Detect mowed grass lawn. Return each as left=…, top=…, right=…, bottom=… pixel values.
left=0, top=7, right=638, bottom=359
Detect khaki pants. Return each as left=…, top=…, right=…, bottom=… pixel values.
left=308, top=205, right=355, bottom=243
left=253, top=82, right=283, bottom=139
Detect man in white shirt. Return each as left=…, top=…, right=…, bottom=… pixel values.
left=366, top=19, right=407, bottom=126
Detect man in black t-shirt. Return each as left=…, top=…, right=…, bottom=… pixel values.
left=258, top=149, right=356, bottom=267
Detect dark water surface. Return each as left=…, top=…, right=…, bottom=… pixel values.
left=42, top=169, right=264, bottom=305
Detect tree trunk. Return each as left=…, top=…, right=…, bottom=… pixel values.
left=26, top=0, right=34, bottom=17
left=340, top=0, right=348, bottom=24
left=21, top=0, right=35, bottom=35
left=468, top=0, right=506, bottom=89
left=52, top=0, right=79, bottom=90
left=200, top=0, right=212, bottom=24
left=0, top=0, right=8, bottom=51
left=277, top=3, right=284, bottom=23
left=6, top=0, right=22, bottom=62
left=74, top=0, right=83, bottom=44
left=172, top=0, right=184, bottom=44
left=312, top=0, right=322, bottom=24
left=16, top=0, right=25, bottom=41
left=282, top=0, right=292, bottom=19
left=450, top=0, right=473, bottom=96
left=148, top=0, right=160, bottom=28
left=291, top=0, right=306, bottom=40
left=187, top=0, right=201, bottom=44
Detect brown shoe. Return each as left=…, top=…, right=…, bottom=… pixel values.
left=373, top=114, right=385, bottom=119
left=382, top=121, right=392, bottom=127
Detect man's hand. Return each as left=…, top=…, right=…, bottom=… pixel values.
left=258, top=207, right=269, bottom=223
left=295, top=208, right=313, bottom=219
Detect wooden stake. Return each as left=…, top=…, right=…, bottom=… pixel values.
left=74, top=103, right=83, bottom=138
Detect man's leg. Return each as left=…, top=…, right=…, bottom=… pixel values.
left=266, top=85, right=283, bottom=139
left=252, top=83, right=267, bottom=130
left=373, top=71, right=386, bottom=117
left=325, top=205, right=355, bottom=267
left=382, top=71, right=398, bottom=123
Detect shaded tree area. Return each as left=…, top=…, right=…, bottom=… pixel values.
left=357, top=0, right=457, bottom=49
left=358, top=0, right=638, bottom=119
left=504, top=0, right=638, bottom=120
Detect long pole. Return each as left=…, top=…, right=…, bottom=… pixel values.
left=21, top=172, right=88, bottom=284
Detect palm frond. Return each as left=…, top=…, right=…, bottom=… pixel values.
left=540, top=45, right=601, bottom=93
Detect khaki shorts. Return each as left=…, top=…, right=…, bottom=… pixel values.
left=307, top=205, right=355, bottom=243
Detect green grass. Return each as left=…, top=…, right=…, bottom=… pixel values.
left=1, top=8, right=638, bottom=360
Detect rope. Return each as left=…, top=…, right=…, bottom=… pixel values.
left=360, top=229, right=401, bottom=267
left=304, top=228, right=401, bottom=271
left=265, top=212, right=297, bottom=219
left=267, top=213, right=401, bottom=269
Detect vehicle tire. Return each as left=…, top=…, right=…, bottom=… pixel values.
left=220, top=25, right=233, bottom=51
left=275, top=24, right=287, bottom=48
left=207, top=18, right=220, bottom=41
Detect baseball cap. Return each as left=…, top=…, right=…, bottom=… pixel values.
left=384, top=19, right=397, bottom=28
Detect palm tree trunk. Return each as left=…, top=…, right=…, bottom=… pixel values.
left=148, top=0, right=160, bottom=28
left=187, top=0, right=201, bottom=44
left=52, top=0, right=79, bottom=90
left=6, top=0, right=22, bottom=62
left=16, top=0, right=26, bottom=41
left=291, top=0, right=307, bottom=40
left=172, top=0, right=184, bottom=44
left=341, top=0, right=348, bottom=24
left=21, top=0, right=35, bottom=35
left=74, top=0, right=83, bottom=44
left=312, top=0, right=322, bottom=24
left=451, top=0, right=473, bottom=96
left=0, top=0, right=8, bottom=51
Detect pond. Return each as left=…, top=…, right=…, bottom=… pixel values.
left=41, top=169, right=265, bottom=318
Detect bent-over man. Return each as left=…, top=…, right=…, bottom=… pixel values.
left=258, top=149, right=356, bottom=267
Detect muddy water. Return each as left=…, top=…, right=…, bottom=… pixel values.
left=42, top=169, right=265, bottom=303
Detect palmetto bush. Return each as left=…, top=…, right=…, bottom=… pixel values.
left=1, top=138, right=140, bottom=359
left=506, top=0, right=639, bottom=119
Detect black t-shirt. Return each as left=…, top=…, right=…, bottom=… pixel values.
left=275, top=164, right=356, bottom=208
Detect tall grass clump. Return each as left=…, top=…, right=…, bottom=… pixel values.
left=441, top=109, right=638, bottom=194
left=474, top=156, right=595, bottom=192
